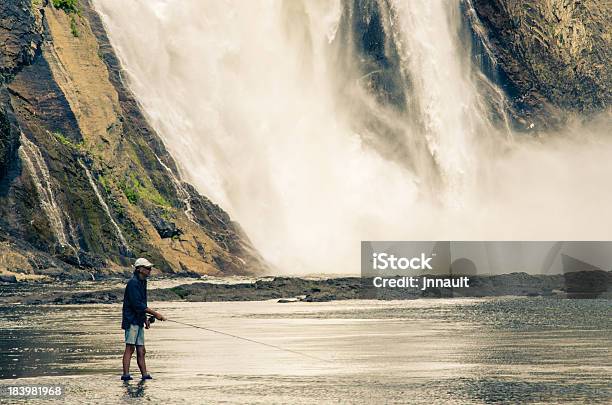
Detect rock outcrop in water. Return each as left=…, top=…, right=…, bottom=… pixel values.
left=0, top=0, right=266, bottom=280
left=2, top=271, right=610, bottom=305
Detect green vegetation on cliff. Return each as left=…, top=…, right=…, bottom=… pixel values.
left=52, top=0, right=79, bottom=37
left=52, top=131, right=83, bottom=149
left=52, top=0, right=78, bottom=14
left=119, top=172, right=171, bottom=207
left=70, top=16, right=79, bottom=37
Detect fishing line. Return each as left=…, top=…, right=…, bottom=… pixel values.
left=163, top=319, right=332, bottom=363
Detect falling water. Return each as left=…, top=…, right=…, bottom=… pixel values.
left=390, top=0, right=491, bottom=199
left=78, top=160, right=130, bottom=252
left=461, top=0, right=514, bottom=136
left=94, top=0, right=612, bottom=274
left=153, top=153, right=196, bottom=224
left=19, top=133, right=79, bottom=254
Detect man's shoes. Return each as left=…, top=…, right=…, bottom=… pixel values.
left=141, top=374, right=153, bottom=380
left=121, top=374, right=133, bottom=381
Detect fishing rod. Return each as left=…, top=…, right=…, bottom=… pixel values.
left=148, top=316, right=332, bottom=363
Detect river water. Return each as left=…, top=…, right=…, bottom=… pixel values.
left=0, top=297, right=610, bottom=404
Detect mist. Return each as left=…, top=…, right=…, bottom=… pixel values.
left=93, top=0, right=612, bottom=275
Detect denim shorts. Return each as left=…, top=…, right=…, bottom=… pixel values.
left=124, top=323, right=145, bottom=346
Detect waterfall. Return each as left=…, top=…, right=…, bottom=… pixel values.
left=94, top=0, right=612, bottom=274
left=78, top=160, right=130, bottom=252
left=19, top=133, right=79, bottom=254
left=388, top=0, right=492, bottom=199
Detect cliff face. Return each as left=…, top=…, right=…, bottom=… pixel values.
left=471, top=0, right=611, bottom=129
left=0, top=0, right=266, bottom=280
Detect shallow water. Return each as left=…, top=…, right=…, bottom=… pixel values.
left=0, top=297, right=610, bottom=404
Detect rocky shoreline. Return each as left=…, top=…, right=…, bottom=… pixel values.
left=1, top=271, right=610, bottom=305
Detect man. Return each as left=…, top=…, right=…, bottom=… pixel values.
left=121, top=258, right=166, bottom=381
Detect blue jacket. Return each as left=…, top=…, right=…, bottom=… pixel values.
left=122, top=274, right=147, bottom=329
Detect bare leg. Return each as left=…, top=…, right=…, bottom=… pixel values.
left=123, top=344, right=135, bottom=375
left=136, top=345, right=147, bottom=376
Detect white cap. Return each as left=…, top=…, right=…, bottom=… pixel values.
left=134, top=258, right=154, bottom=269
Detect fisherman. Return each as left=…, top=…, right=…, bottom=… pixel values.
left=121, top=258, right=166, bottom=381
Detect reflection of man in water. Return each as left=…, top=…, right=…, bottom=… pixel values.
left=121, top=258, right=166, bottom=381
left=124, top=380, right=146, bottom=398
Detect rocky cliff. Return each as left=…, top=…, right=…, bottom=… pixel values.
left=470, top=0, right=610, bottom=129
left=0, top=0, right=266, bottom=280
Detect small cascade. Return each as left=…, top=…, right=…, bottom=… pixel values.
left=462, top=0, right=498, bottom=74
left=462, top=0, right=514, bottom=136
left=154, top=153, right=197, bottom=224
left=19, top=133, right=79, bottom=257
left=78, top=159, right=130, bottom=253
left=66, top=220, right=81, bottom=252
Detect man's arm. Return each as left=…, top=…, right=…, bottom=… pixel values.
left=127, top=281, right=166, bottom=320
left=127, top=279, right=167, bottom=321
left=145, top=307, right=166, bottom=321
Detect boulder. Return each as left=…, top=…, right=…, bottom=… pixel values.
left=0, top=274, right=17, bottom=283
